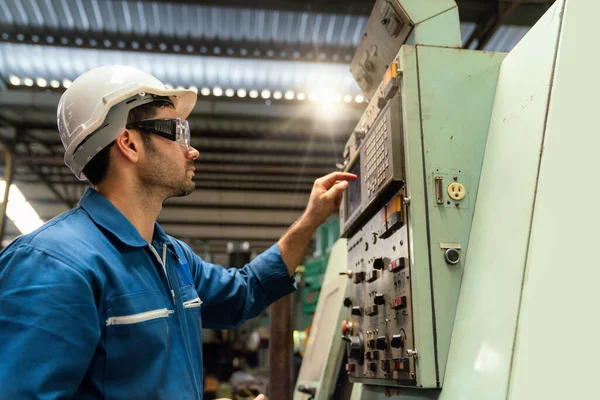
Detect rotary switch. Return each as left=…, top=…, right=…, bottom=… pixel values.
left=345, top=332, right=365, bottom=364
left=343, top=297, right=352, bottom=307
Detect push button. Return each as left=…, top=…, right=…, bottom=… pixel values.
left=394, top=358, right=410, bottom=372
left=390, top=296, right=407, bottom=310
left=390, top=334, right=404, bottom=348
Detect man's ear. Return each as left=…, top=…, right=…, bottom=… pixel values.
left=113, top=130, right=142, bottom=163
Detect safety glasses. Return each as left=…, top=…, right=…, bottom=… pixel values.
left=126, top=118, right=191, bottom=149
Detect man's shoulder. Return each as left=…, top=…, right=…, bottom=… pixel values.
left=2, top=207, right=100, bottom=262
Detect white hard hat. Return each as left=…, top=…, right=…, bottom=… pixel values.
left=57, top=65, right=197, bottom=180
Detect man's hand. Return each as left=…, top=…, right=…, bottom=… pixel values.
left=302, top=172, right=358, bottom=230
left=278, top=171, right=357, bottom=274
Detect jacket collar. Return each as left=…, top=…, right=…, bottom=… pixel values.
left=78, top=187, right=172, bottom=248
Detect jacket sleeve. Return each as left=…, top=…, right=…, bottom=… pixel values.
left=0, top=245, right=100, bottom=399
left=179, top=243, right=296, bottom=329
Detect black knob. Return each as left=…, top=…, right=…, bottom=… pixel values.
left=391, top=334, right=404, bottom=348
left=351, top=306, right=362, bottom=316
left=297, top=385, right=316, bottom=396
left=376, top=336, right=388, bottom=350
left=368, top=361, right=378, bottom=372
left=381, top=359, right=391, bottom=372
left=365, top=351, right=372, bottom=360
left=374, top=294, right=385, bottom=305
left=344, top=297, right=352, bottom=307
left=367, top=338, right=376, bottom=349
left=373, top=258, right=384, bottom=270
left=346, top=333, right=364, bottom=364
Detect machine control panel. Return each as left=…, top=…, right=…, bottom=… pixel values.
left=342, top=196, right=417, bottom=386
left=340, top=99, right=405, bottom=238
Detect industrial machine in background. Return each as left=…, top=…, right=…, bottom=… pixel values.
left=298, top=218, right=341, bottom=331
left=297, top=0, right=599, bottom=399
left=294, top=239, right=351, bottom=400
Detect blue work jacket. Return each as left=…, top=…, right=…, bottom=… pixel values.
left=0, top=188, right=296, bottom=399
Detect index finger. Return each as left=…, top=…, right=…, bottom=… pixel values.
left=316, top=172, right=357, bottom=188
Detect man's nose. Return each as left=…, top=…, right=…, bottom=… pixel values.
left=187, top=146, right=199, bottom=160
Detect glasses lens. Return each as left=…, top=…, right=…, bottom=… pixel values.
left=175, top=118, right=190, bottom=149
left=184, top=120, right=190, bottom=148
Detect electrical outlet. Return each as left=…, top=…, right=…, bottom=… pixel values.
left=447, top=183, right=465, bottom=200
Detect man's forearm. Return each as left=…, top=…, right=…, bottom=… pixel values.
left=277, top=214, right=319, bottom=276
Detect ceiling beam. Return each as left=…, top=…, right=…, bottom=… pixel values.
left=131, top=0, right=552, bottom=25
left=0, top=90, right=364, bottom=126
left=457, top=0, right=554, bottom=27
left=12, top=176, right=313, bottom=194
left=27, top=196, right=307, bottom=212
left=132, top=0, right=374, bottom=16
left=3, top=155, right=334, bottom=175
left=0, top=25, right=354, bottom=64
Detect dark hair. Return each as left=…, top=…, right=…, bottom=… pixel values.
left=82, top=97, right=174, bottom=186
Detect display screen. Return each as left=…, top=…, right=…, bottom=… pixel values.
left=346, top=159, right=361, bottom=219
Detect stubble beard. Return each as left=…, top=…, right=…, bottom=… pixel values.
left=142, top=149, right=196, bottom=200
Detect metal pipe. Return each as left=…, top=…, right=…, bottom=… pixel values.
left=0, top=138, right=14, bottom=248
left=269, top=295, right=292, bottom=400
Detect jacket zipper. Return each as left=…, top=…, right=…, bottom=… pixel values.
left=106, top=308, right=174, bottom=326
left=183, top=298, right=203, bottom=309
left=149, top=243, right=176, bottom=303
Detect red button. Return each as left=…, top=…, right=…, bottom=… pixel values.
left=390, top=296, right=407, bottom=309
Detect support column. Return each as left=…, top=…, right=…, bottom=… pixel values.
left=269, top=295, right=292, bottom=400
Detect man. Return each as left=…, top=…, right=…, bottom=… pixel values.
left=0, top=65, right=355, bottom=399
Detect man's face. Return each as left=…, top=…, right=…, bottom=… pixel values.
left=136, top=107, right=199, bottom=199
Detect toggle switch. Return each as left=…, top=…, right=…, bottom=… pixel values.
left=353, top=271, right=366, bottom=284
left=376, top=336, right=388, bottom=350
left=374, top=294, right=385, bottom=305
